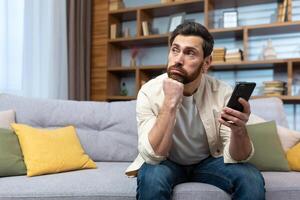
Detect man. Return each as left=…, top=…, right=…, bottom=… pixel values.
left=125, top=22, right=265, bottom=200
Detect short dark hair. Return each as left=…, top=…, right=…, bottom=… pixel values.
left=169, top=22, right=214, bottom=58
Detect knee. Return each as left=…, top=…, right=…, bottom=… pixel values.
left=137, top=163, right=173, bottom=199
left=236, top=165, right=265, bottom=200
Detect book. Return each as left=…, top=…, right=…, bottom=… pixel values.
left=287, top=0, right=292, bottom=21
left=212, top=47, right=226, bottom=62
left=109, top=0, right=124, bottom=11
left=142, top=21, right=150, bottom=36
left=263, top=80, right=287, bottom=95
left=281, top=0, right=288, bottom=22
left=277, top=2, right=283, bottom=22
left=225, top=48, right=243, bottom=62
left=161, top=0, right=173, bottom=3
left=110, top=24, right=117, bottom=39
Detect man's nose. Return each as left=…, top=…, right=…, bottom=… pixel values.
left=174, top=52, right=184, bottom=64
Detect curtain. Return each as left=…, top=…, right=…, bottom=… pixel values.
left=66, top=0, right=92, bottom=101
left=0, top=0, right=68, bottom=99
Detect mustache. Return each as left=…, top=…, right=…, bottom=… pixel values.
left=168, top=63, right=187, bottom=76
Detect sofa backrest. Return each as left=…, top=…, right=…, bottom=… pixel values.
left=249, top=97, right=289, bottom=128
left=0, top=94, right=289, bottom=162
left=0, top=94, right=138, bottom=162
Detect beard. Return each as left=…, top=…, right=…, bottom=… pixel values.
left=167, top=63, right=203, bottom=84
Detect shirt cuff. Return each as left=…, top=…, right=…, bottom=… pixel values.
left=138, top=133, right=166, bottom=165
left=223, top=141, right=255, bottom=163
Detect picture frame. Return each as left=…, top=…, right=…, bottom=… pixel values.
left=168, top=12, right=185, bottom=32
left=223, top=10, right=238, bottom=28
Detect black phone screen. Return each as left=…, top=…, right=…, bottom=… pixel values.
left=226, top=82, right=256, bottom=112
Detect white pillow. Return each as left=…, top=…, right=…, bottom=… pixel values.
left=0, top=110, right=16, bottom=129
left=277, top=126, right=300, bottom=152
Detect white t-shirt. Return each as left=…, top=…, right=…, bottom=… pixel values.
left=168, top=95, right=210, bottom=165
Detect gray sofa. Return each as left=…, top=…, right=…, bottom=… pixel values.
left=0, top=94, right=299, bottom=200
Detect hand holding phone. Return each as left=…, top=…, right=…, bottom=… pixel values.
left=226, top=82, right=256, bottom=112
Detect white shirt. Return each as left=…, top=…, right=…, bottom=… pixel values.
left=169, top=95, right=210, bottom=165
left=125, top=73, right=255, bottom=177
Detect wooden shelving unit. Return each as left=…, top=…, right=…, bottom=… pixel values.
left=106, top=0, right=300, bottom=101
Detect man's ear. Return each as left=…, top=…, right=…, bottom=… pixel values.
left=202, top=55, right=212, bottom=73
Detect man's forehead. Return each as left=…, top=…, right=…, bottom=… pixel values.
left=172, top=35, right=203, bottom=50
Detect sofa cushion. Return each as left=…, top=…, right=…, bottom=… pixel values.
left=0, top=128, right=26, bottom=177
left=263, top=171, right=300, bottom=200
left=0, top=162, right=230, bottom=200
left=0, top=162, right=300, bottom=200
left=287, top=142, right=300, bottom=171
left=11, top=123, right=96, bottom=177
left=0, top=109, right=15, bottom=129
left=249, top=97, right=289, bottom=128
left=247, top=121, right=290, bottom=171
left=277, top=126, right=300, bottom=152
left=0, top=94, right=138, bottom=162
left=0, top=162, right=136, bottom=200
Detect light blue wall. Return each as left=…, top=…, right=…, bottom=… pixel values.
left=293, top=0, right=300, bottom=21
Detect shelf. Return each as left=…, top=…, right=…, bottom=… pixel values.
left=209, top=27, right=244, bottom=39
left=139, top=65, right=166, bottom=70
left=252, top=95, right=300, bottom=103
left=248, top=21, right=300, bottom=36
left=211, top=59, right=288, bottom=70
left=104, top=0, right=300, bottom=103
left=108, top=9, right=136, bottom=21
left=107, top=67, right=136, bottom=72
left=108, top=21, right=300, bottom=47
left=108, top=34, right=169, bottom=47
left=211, top=0, right=279, bottom=10
left=108, top=21, right=300, bottom=48
left=107, top=96, right=136, bottom=101
left=109, top=0, right=204, bottom=17
left=141, top=0, right=204, bottom=17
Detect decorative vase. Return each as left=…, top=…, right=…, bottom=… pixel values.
left=263, top=40, right=277, bottom=60
left=130, top=58, right=136, bottom=67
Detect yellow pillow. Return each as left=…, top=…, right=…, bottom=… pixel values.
left=11, top=123, right=96, bottom=177
left=287, top=142, right=300, bottom=171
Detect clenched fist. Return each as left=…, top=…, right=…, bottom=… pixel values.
left=163, top=78, right=184, bottom=109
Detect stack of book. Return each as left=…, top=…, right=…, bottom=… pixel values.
left=212, top=47, right=225, bottom=62
left=277, top=0, right=292, bottom=22
left=263, top=80, right=286, bottom=96
left=109, top=0, right=124, bottom=11
left=225, top=49, right=243, bottom=62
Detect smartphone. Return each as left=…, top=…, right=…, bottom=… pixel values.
left=226, top=82, right=256, bottom=112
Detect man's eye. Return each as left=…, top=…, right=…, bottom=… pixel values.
left=187, top=51, right=195, bottom=56
left=172, top=47, right=179, bottom=53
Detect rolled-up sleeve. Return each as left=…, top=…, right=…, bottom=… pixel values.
left=223, top=137, right=255, bottom=163
left=219, top=121, right=255, bottom=163
left=136, top=90, right=166, bottom=164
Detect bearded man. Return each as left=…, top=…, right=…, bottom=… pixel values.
left=125, top=22, right=265, bottom=200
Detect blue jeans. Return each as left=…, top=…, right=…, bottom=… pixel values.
left=136, top=156, right=265, bottom=200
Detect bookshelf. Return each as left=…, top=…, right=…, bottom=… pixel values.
left=105, top=0, right=300, bottom=101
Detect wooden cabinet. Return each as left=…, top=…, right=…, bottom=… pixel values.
left=105, top=0, right=300, bottom=101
